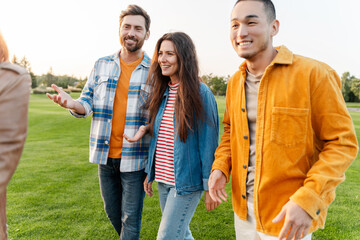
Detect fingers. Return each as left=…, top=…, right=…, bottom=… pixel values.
left=51, top=84, right=62, bottom=94
left=272, top=207, right=286, bottom=223
left=204, top=191, right=220, bottom=211
left=144, top=182, right=153, bottom=197
left=218, top=189, right=228, bottom=202
left=208, top=170, right=228, bottom=204
left=294, top=226, right=305, bottom=240
left=278, top=221, right=291, bottom=240
left=205, top=201, right=219, bottom=211
left=123, top=125, right=147, bottom=142
left=143, top=176, right=153, bottom=197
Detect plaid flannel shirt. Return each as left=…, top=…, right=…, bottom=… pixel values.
left=71, top=50, right=151, bottom=172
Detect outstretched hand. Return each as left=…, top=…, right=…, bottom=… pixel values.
left=46, top=84, right=76, bottom=109
left=208, top=169, right=228, bottom=204
left=124, top=125, right=148, bottom=142
left=272, top=200, right=313, bottom=240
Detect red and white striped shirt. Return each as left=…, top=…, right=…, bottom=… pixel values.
left=155, top=82, right=179, bottom=186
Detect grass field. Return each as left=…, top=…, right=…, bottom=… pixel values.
left=6, top=95, right=360, bottom=239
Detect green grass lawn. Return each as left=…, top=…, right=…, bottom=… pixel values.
left=347, top=102, right=360, bottom=108
left=6, top=94, right=360, bottom=239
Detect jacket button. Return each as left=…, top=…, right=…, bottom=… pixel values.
left=316, top=209, right=320, bottom=215
left=244, top=135, right=248, bottom=140
left=242, top=194, right=246, bottom=199
left=241, top=108, right=245, bottom=112
left=243, top=165, right=247, bottom=169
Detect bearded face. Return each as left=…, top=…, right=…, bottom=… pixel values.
left=119, top=15, right=149, bottom=53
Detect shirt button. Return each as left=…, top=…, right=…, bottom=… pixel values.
left=107, top=119, right=111, bottom=123
left=242, top=194, right=246, bottom=199
left=244, top=135, right=248, bottom=140
left=316, top=209, right=320, bottom=215
left=105, top=140, right=109, bottom=144
left=243, top=165, right=247, bottom=169
left=241, top=108, right=245, bottom=112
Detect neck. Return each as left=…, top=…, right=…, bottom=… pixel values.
left=120, top=49, right=143, bottom=64
left=170, top=75, right=180, bottom=85
left=246, top=47, right=278, bottom=76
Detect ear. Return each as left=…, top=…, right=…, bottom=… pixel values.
left=145, top=30, right=150, bottom=40
left=270, top=19, right=280, bottom=37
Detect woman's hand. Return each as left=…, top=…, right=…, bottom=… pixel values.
left=143, top=175, right=153, bottom=197
left=204, top=191, right=220, bottom=211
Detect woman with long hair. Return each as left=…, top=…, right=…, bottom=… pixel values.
left=125, top=32, right=219, bottom=239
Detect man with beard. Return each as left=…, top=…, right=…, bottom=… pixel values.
left=47, top=5, right=151, bottom=239
left=208, top=0, right=358, bottom=240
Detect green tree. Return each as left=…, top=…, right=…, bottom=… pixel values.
left=201, top=74, right=228, bottom=96
left=341, top=72, right=358, bottom=102
left=13, top=55, right=38, bottom=88
left=350, top=78, right=360, bottom=101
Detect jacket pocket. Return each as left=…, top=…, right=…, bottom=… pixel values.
left=94, top=76, right=108, bottom=103
left=270, top=107, right=309, bottom=147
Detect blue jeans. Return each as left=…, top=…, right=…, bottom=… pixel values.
left=98, top=158, right=146, bottom=240
left=157, top=182, right=202, bottom=240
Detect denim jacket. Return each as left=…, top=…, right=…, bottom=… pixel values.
left=146, top=82, right=219, bottom=195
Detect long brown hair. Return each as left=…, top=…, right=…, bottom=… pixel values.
left=146, top=32, right=203, bottom=142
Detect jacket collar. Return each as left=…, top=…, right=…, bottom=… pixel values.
left=238, top=45, right=293, bottom=71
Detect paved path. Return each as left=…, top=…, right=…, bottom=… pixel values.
left=348, top=108, right=360, bottom=112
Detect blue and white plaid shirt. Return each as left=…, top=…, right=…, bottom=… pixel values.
left=71, top=50, right=151, bottom=172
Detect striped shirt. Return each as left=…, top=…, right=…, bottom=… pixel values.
left=155, top=82, right=179, bottom=185
left=70, top=50, right=151, bottom=172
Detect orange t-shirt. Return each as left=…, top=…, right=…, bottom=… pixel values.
left=108, top=53, right=144, bottom=158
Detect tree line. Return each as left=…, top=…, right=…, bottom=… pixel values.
left=12, top=56, right=86, bottom=92
left=12, top=56, right=360, bottom=102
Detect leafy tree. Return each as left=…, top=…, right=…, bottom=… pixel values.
left=341, top=72, right=359, bottom=102
left=350, top=78, right=360, bottom=101
left=12, top=55, right=38, bottom=88
left=201, top=74, right=228, bottom=96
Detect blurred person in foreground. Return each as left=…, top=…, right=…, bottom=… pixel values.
left=0, top=32, right=31, bottom=240
left=208, top=0, right=358, bottom=239
left=124, top=32, right=219, bottom=239
left=47, top=5, right=151, bottom=239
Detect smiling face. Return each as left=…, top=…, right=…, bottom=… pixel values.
left=119, top=15, right=149, bottom=53
left=158, top=40, right=179, bottom=83
left=230, top=1, right=278, bottom=62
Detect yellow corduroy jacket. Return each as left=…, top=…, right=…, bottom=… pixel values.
left=212, top=45, right=358, bottom=236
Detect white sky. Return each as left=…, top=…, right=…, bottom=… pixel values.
left=1, top=0, right=359, bottom=79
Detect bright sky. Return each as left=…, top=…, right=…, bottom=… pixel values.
left=1, top=0, right=359, bottom=79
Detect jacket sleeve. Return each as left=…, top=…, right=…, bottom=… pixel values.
left=198, top=86, right=219, bottom=190
left=290, top=67, right=359, bottom=220
left=0, top=72, right=31, bottom=191
left=70, top=64, right=97, bottom=118
left=211, top=80, right=233, bottom=182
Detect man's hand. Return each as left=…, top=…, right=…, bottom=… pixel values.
left=204, top=191, right=219, bottom=211
left=123, top=125, right=148, bottom=143
left=272, top=200, right=313, bottom=240
left=208, top=169, right=228, bottom=203
left=46, top=84, right=76, bottom=109
left=143, top=175, right=153, bottom=197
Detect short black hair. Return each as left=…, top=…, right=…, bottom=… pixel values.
left=119, top=5, right=151, bottom=32
left=234, top=0, right=276, bottom=22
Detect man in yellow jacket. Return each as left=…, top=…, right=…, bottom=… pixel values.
left=208, top=0, right=358, bottom=240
